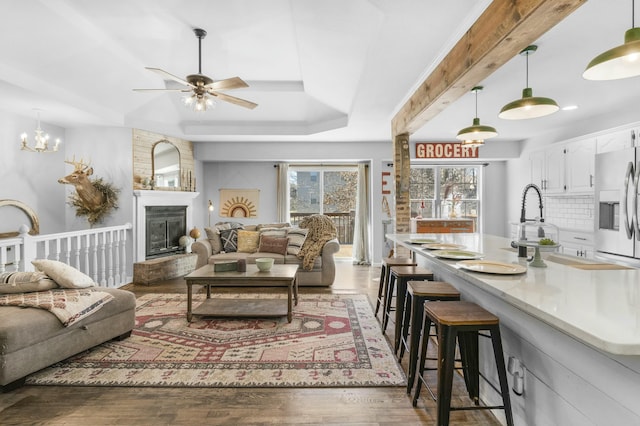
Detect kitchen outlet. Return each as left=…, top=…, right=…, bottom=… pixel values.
left=507, top=356, right=526, bottom=396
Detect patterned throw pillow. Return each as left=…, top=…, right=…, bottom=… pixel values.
left=259, top=227, right=287, bottom=239
left=237, top=230, right=260, bottom=253
left=286, top=227, right=308, bottom=255
left=258, top=236, right=289, bottom=255
left=0, top=271, right=58, bottom=294
left=31, top=259, right=96, bottom=289
left=219, top=228, right=239, bottom=253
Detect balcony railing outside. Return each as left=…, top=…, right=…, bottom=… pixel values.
left=290, top=212, right=354, bottom=244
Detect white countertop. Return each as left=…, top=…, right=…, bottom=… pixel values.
left=387, top=233, right=640, bottom=355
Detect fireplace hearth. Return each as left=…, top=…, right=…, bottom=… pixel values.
left=145, top=206, right=187, bottom=259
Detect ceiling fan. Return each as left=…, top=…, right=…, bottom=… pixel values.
left=134, top=28, right=257, bottom=111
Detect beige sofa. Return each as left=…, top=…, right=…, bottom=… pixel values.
left=191, top=222, right=340, bottom=286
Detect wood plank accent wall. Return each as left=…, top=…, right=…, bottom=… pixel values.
left=132, top=129, right=195, bottom=191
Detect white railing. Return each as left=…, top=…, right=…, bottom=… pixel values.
left=0, top=223, right=133, bottom=288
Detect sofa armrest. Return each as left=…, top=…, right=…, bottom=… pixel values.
left=319, top=238, right=340, bottom=286
left=192, top=239, right=213, bottom=269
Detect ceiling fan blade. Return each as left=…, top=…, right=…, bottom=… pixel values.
left=145, top=67, right=192, bottom=87
left=210, top=91, right=258, bottom=109
left=208, top=76, right=249, bottom=91
left=133, top=88, right=190, bottom=92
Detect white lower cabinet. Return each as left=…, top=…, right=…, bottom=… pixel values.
left=559, top=230, right=594, bottom=258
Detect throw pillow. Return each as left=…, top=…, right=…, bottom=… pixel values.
left=259, top=227, right=288, bottom=239
left=286, top=227, right=308, bottom=255
left=237, top=230, right=260, bottom=253
left=31, top=259, right=96, bottom=289
left=258, top=236, right=289, bottom=255
left=205, top=223, right=233, bottom=255
left=219, top=228, right=239, bottom=253
left=0, top=271, right=58, bottom=294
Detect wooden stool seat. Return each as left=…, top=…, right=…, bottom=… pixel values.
left=399, top=281, right=460, bottom=393
left=375, top=257, right=416, bottom=320
left=413, top=301, right=514, bottom=426
left=382, top=265, right=434, bottom=352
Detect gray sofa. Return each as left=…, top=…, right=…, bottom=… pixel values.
left=0, top=287, right=136, bottom=391
left=192, top=222, right=340, bottom=287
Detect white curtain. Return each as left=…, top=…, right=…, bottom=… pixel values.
left=276, top=163, right=289, bottom=223
left=352, top=163, right=371, bottom=265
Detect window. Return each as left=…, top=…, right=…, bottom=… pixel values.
left=410, top=165, right=481, bottom=229
left=289, top=165, right=358, bottom=244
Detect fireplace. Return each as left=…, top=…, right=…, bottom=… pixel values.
left=145, top=206, right=186, bottom=259
left=133, top=190, right=199, bottom=263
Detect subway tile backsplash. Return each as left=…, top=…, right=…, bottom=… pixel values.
left=544, top=195, right=595, bottom=231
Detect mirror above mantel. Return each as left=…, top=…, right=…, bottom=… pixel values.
left=132, top=129, right=195, bottom=192
left=152, top=140, right=180, bottom=189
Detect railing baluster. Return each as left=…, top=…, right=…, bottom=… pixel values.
left=0, top=223, right=132, bottom=287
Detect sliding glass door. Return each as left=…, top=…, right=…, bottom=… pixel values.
left=288, top=165, right=357, bottom=245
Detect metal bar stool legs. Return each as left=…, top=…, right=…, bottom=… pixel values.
left=412, top=301, right=514, bottom=426
left=375, top=257, right=415, bottom=321
left=389, top=266, right=434, bottom=353
left=398, top=280, right=460, bottom=393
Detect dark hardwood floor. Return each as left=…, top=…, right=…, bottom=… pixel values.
left=0, top=262, right=501, bottom=425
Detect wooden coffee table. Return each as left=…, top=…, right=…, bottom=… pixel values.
left=184, top=264, right=299, bottom=322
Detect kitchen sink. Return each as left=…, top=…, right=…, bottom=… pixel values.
left=545, top=253, right=633, bottom=270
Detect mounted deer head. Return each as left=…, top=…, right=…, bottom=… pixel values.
left=58, top=156, right=104, bottom=212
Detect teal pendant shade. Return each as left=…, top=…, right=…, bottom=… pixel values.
left=498, top=87, right=559, bottom=120
left=499, top=45, right=559, bottom=120
left=584, top=27, right=640, bottom=80
left=456, top=118, right=497, bottom=140
left=456, top=86, right=497, bottom=141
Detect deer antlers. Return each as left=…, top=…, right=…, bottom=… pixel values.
left=64, top=155, right=92, bottom=171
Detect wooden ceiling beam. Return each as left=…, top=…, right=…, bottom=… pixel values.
left=391, top=0, right=587, bottom=137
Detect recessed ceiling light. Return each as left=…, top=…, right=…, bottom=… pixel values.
left=561, top=105, right=579, bottom=111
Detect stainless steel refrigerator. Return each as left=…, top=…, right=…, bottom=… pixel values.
left=595, top=147, right=640, bottom=261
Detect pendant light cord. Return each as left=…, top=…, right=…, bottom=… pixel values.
left=198, top=36, right=202, bottom=74
left=525, top=50, right=530, bottom=88
left=474, top=89, right=478, bottom=119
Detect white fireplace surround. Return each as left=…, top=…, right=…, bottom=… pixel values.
left=133, top=190, right=199, bottom=262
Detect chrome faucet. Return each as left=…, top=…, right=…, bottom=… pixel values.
left=518, top=183, right=544, bottom=257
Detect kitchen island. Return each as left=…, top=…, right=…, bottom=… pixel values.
left=387, top=233, right=640, bottom=426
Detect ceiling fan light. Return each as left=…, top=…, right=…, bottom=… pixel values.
left=583, top=28, right=640, bottom=80
left=499, top=87, right=559, bottom=120
left=456, top=117, right=498, bottom=140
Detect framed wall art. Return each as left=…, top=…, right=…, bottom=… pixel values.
left=219, top=189, right=259, bottom=218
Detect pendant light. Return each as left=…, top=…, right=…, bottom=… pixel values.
left=499, top=45, right=559, bottom=120
left=456, top=86, right=497, bottom=144
left=583, top=0, right=640, bottom=80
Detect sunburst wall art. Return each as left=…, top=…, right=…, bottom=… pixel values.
left=219, top=188, right=259, bottom=218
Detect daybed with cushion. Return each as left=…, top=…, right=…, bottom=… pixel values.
left=0, top=260, right=136, bottom=391
left=191, top=215, right=340, bottom=287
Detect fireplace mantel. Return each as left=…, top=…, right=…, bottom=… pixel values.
left=133, top=190, right=200, bottom=262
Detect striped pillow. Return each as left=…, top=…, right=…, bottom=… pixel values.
left=286, top=227, right=308, bottom=255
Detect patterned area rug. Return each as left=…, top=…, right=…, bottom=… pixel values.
left=26, top=293, right=405, bottom=388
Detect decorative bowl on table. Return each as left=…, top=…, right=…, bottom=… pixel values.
left=255, top=257, right=274, bottom=271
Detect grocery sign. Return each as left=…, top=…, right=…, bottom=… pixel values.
left=415, top=142, right=479, bottom=159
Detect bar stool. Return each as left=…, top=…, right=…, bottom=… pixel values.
left=398, top=280, right=460, bottom=393
left=382, top=265, right=434, bottom=352
left=375, top=257, right=416, bottom=320
left=413, top=301, right=514, bottom=426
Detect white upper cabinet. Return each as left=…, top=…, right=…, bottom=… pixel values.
left=565, top=138, right=596, bottom=193
left=596, top=128, right=636, bottom=154
left=530, top=145, right=564, bottom=194
left=529, top=138, right=596, bottom=195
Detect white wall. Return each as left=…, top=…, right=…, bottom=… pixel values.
left=0, top=110, right=67, bottom=234
left=196, top=140, right=515, bottom=262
